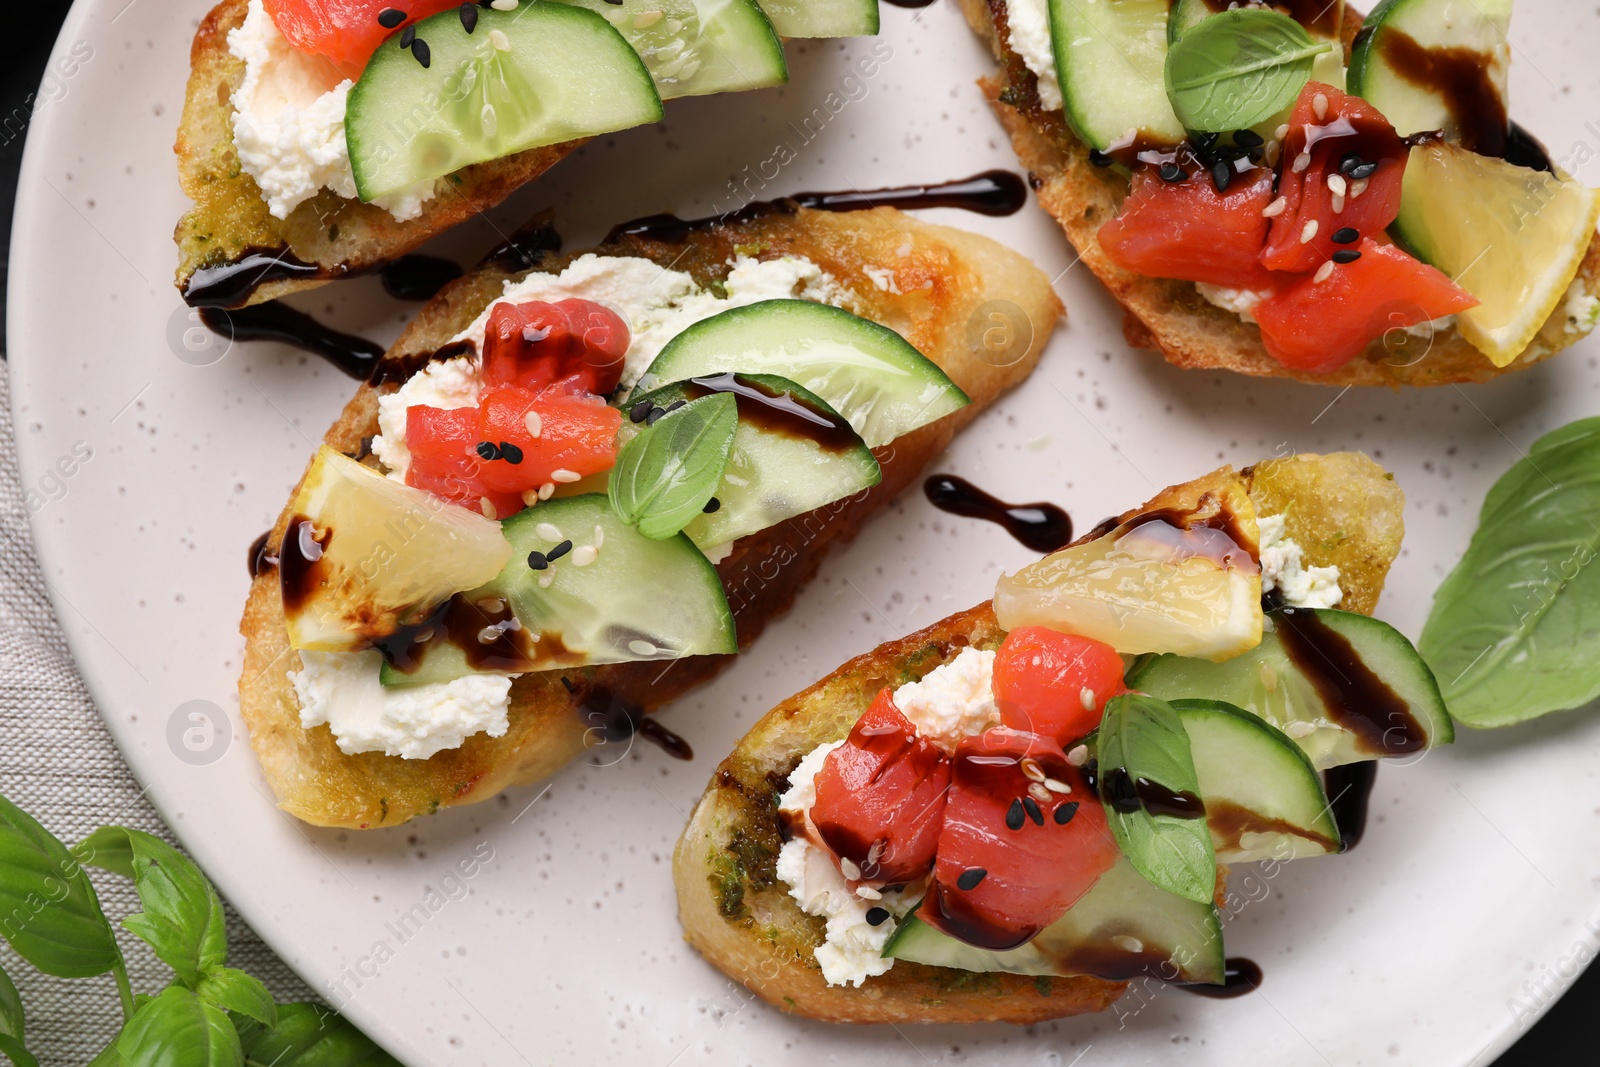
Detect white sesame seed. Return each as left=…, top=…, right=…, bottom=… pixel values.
left=551, top=468, right=582, bottom=484
left=477, top=597, right=505, bottom=613
left=634, top=9, right=664, bottom=27
left=538, top=482, right=556, bottom=501
left=1312, top=92, right=1329, bottom=121
left=479, top=497, right=497, bottom=520
left=628, top=639, right=658, bottom=656
left=521, top=489, right=541, bottom=507
left=1079, top=687, right=1096, bottom=711
left=594, top=525, right=605, bottom=549
left=1021, top=758, right=1045, bottom=782
left=1350, top=177, right=1370, bottom=199
left=1262, top=196, right=1289, bottom=218
left=571, top=545, right=598, bottom=567
left=1327, top=173, right=1348, bottom=197
left=538, top=573, right=554, bottom=588
left=1275, top=123, right=1290, bottom=141
left=1331, top=191, right=1346, bottom=214
left=1260, top=662, right=1279, bottom=693
left=856, top=885, right=882, bottom=900
left=489, top=0, right=517, bottom=9
left=1044, top=778, right=1073, bottom=794
left=1066, top=744, right=1089, bottom=767
left=839, top=857, right=863, bottom=881
left=477, top=626, right=501, bottom=644
left=866, top=841, right=885, bottom=867
left=524, top=411, right=543, bottom=438
left=1111, top=935, right=1145, bottom=954
left=410, top=626, right=436, bottom=645
left=1300, top=219, right=1319, bottom=245
left=488, top=27, right=512, bottom=51
left=1028, top=782, right=1053, bottom=804
left=536, top=522, right=563, bottom=542
left=1291, top=151, right=1312, bottom=174
left=1286, top=720, right=1318, bottom=739
left=1314, top=260, right=1336, bottom=284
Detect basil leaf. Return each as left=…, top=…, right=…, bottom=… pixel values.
left=75, top=826, right=136, bottom=879
left=92, top=828, right=228, bottom=987
left=196, top=968, right=276, bottom=1028
left=0, top=795, right=119, bottom=978
left=1096, top=694, right=1216, bottom=904
left=233, top=1003, right=403, bottom=1066
left=0, top=963, right=21, bottom=1041
left=1164, top=9, right=1333, bottom=132
left=609, top=392, right=737, bottom=540
left=117, top=987, right=242, bottom=1067
left=0, top=1036, right=36, bottom=1067
left=1420, top=417, right=1600, bottom=727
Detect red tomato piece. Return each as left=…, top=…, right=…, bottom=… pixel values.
left=403, top=405, right=523, bottom=518
left=921, top=728, right=1117, bottom=951
left=1253, top=239, right=1479, bottom=373
left=1097, top=167, right=1280, bottom=290
left=264, top=0, right=464, bottom=80
left=993, top=627, right=1127, bottom=746
left=809, top=690, right=952, bottom=885
left=481, top=299, right=630, bottom=398
left=472, top=386, right=622, bottom=494
left=1262, top=82, right=1408, bottom=274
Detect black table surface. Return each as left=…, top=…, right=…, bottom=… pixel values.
left=1, top=0, right=1592, bottom=1060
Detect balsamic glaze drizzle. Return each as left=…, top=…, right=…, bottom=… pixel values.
left=1177, top=958, right=1263, bottom=999
left=923, top=474, right=1074, bottom=553
left=200, top=303, right=385, bottom=381
left=380, top=255, right=464, bottom=301
left=1323, top=761, right=1379, bottom=852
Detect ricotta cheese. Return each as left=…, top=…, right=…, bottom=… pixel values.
left=371, top=355, right=483, bottom=483
left=1194, top=283, right=1269, bottom=324
left=1005, top=0, right=1062, bottom=111
left=1257, top=513, right=1343, bottom=609
left=229, top=0, right=438, bottom=221
left=891, top=647, right=1000, bottom=753
left=291, top=649, right=512, bottom=760
left=1563, top=275, right=1600, bottom=336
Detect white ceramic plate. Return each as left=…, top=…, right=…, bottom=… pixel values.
left=11, top=0, right=1600, bottom=1062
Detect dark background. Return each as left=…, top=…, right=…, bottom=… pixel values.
left=0, top=0, right=1592, bottom=1060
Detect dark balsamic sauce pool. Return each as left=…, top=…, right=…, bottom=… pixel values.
left=380, top=254, right=463, bottom=301
left=1177, top=958, right=1263, bottom=999
left=922, top=474, right=1073, bottom=553
left=200, top=303, right=384, bottom=381
left=1323, top=761, right=1379, bottom=852
left=681, top=373, right=861, bottom=453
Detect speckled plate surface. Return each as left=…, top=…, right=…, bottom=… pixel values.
left=10, top=0, right=1600, bottom=1062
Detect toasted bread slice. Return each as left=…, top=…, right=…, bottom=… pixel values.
left=238, top=204, right=1063, bottom=828
left=958, top=0, right=1600, bottom=387
left=176, top=0, right=590, bottom=308
left=673, top=451, right=1404, bottom=1024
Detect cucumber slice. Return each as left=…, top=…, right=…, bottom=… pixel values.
left=1347, top=0, right=1511, bottom=146
left=380, top=635, right=479, bottom=688
left=634, top=300, right=968, bottom=449
left=1167, top=0, right=1211, bottom=43
left=754, top=0, right=879, bottom=37
left=1170, top=0, right=1346, bottom=43
left=552, top=0, right=787, bottom=99
left=1129, top=608, right=1454, bottom=769
left=1173, top=699, right=1340, bottom=862
left=487, top=495, right=736, bottom=671
left=884, top=859, right=1224, bottom=985
left=624, top=374, right=881, bottom=552
left=347, top=4, right=664, bottom=203
left=1048, top=0, right=1184, bottom=151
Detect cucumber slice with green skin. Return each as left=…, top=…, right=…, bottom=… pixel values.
left=347, top=4, right=664, bottom=203
left=1129, top=608, right=1454, bottom=770
left=1347, top=0, right=1511, bottom=148
left=1169, top=0, right=1346, bottom=43
left=634, top=300, right=968, bottom=450
left=883, top=859, right=1224, bottom=985
left=1167, top=0, right=1211, bottom=43
left=1048, top=0, right=1185, bottom=151
left=380, top=635, right=481, bottom=688
left=754, top=0, right=879, bottom=37
left=552, top=0, right=787, bottom=99
left=1172, top=699, right=1341, bottom=862
left=624, top=374, right=881, bottom=552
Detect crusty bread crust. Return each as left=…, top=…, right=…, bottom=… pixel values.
left=175, top=0, right=582, bottom=307
left=238, top=204, right=1063, bottom=828
left=673, top=452, right=1404, bottom=1024
left=958, top=0, right=1600, bottom=387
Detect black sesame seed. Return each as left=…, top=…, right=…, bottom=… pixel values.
left=644, top=406, right=667, bottom=426
left=459, top=2, right=479, bottom=32
left=1338, top=152, right=1363, bottom=175
left=412, top=38, right=431, bottom=68
left=1233, top=129, right=1264, bottom=148
left=527, top=550, right=549, bottom=570
left=1054, top=801, right=1080, bottom=826
left=1022, top=795, right=1045, bottom=826
left=546, top=539, right=573, bottom=562
left=399, top=24, right=416, bottom=48
left=1332, top=249, right=1362, bottom=264
left=864, top=907, right=891, bottom=927
left=1349, top=161, right=1378, bottom=180
left=476, top=441, right=501, bottom=461
left=664, top=399, right=687, bottom=414
left=629, top=400, right=653, bottom=423
left=956, top=868, right=987, bottom=891
left=1158, top=163, right=1185, bottom=184
left=702, top=497, right=721, bottom=514
left=1006, top=798, right=1025, bottom=831
left=1331, top=226, right=1360, bottom=244
left=1192, top=131, right=1219, bottom=150
left=1210, top=159, right=1232, bottom=194
left=377, top=7, right=406, bottom=28
left=559, top=675, right=575, bottom=692
left=499, top=441, right=524, bottom=464
left=1089, top=149, right=1114, bottom=168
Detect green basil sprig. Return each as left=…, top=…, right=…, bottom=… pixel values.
left=1096, top=694, right=1216, bottom=904
left=1165, top=9, right=1333, bottom=132
left=609, top=392, right=737, bottom=540
left=1420, top=417, right=1600, bottom=727
left=0, top=796, right=120, bottom=980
